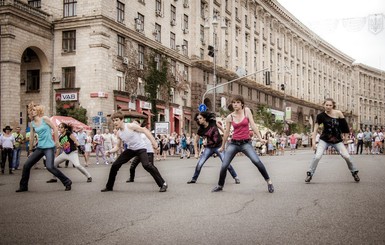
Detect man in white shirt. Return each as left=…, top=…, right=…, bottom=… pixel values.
left=101, top=112, right=167, bottom=192
left=102, top=128, right=115, bottom=163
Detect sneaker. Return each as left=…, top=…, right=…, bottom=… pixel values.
left=267, top=183, right=274, bottom=193
left=87, top=177, right=92, bottom=183
left=46, top=179, right=58, bottom=183
left=101, top=188, right=113, bottom=192
left=211, top=186, right=223, bottom=192
left=235, top=178, right=240, bottom=184
left=305, top=172, right=312, bottom=183
left=105, top=162, right=109, bottom=165
left=96, top=162, right=100, bottom=165
left=126, top=179, right=134, bottom=183
left=65, top=182, right=72, bottom=191
left=16, top=188, right=28, bottom=192
left=187, top=179, right=196, bottom=184
left=352, top=171, right=360, bottom=182
left=159, top=184, right=168, bottom=192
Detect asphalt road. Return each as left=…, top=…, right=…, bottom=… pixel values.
left=0, top=150, right=384, bottom=245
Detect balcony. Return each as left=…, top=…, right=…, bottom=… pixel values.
left=0, top=0, right=50, bottom=20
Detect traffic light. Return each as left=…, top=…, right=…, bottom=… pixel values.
left=280, top=84, right=285, bottom=90
left=265, top=71, right=271, bottom=85
left=208, top=45, right=215, bottom=57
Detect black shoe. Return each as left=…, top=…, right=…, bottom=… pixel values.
left=126, top=179, right=134, bottom=183
left=268, top=183, right=274, bottom=193
left=101, top=188, right=113, bottom=192
left=1, top=169, right=4, bottom=174
left=212, top=186, right=223, bottom=192
left=235, top=178, right=240, bottom=184
left=305, top=172, right=312, bottom=183
left=65, top=181, right=72, bottom=191
left=159, top=184, right=168, bottom=192
left=16, top=188, right=28, bottom=192
left=352, top=171, right=360, bottom=182
left=9, top=171, right=14, bottom=175
left=187, top=179, right=196, bottom=184
left=46, top=179, right=58, bottom=183
left=87, top=177, right=92, bottom=183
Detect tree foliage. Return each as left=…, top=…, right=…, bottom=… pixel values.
left=56, top=102, right=88, bottom=124
left=144, top=53, right=171, bottom=128
left=254, top=104, right=284, bottom=133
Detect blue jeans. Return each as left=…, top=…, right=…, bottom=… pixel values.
left=191, top=146, right=238, bottom=181
left=308, top=140, right=358, bottom=175
left=12, top=147, right=22, bottom=169
left=218, top=141, right=270, bottom=187
left=19, top=147, right=71, bottom=190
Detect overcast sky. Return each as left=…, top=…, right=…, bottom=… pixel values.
left=276, top=0, right=385, bottom=71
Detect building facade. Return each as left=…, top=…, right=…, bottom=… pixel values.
left=0, top=0, right=384, bottom=134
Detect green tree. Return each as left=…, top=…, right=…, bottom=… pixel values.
left=56, top=101, right=88, bottom=124
left=254, top=104, right=284, bottom=133
left=144, top=53, right=171, bottom=129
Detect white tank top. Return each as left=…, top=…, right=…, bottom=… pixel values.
left=141, top=133, right=154, bottom=153
left=118, top=123, right=146, bottom=150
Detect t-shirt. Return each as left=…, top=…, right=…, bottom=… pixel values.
left=197, top=123, right=222, bottom=148
left=59, top=131, right=77, bottom=154
left=316, top=112, right=344, bottom=144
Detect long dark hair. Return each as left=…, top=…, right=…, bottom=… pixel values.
left=59, top=122, right=73, bottom=134
left=194, top=111, right=216, bottom=135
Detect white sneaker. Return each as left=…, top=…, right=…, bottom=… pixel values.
left=105, top=162, right=109, bottom=165
left=96, top=162, right=99, bottom=165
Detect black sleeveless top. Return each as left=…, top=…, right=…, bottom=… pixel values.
left=59, top=131, right=77, bottom=154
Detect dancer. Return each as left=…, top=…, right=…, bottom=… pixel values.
left=101, top=112, right=167, bottom=192
left=46, top=122, right=92, bottom=183
left=16, top=102, right=72, bottom=192
left=305, top=98, right=360, bottom=183
left=187, top=111, right=240, bottom=184
left=212, top=95, right=274, bottom=193
left=126, top=120, right=155, bottom=183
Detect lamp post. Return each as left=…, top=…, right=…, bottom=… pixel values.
left=204, top=15, right=226, bottom=114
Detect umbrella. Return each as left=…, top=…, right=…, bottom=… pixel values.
left=50, top=116, right=92, bottom=131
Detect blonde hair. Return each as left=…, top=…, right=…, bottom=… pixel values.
left=28, top=102, right=45, bottom=117
left=323, top=98, right=336, bottom=109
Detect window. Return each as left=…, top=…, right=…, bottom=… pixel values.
left=62, top=30, right=76, bottom=52
left=117, top=35, right=125, bottom=57
left=200, top=1, right=206, bottom=19
left=183, top=14, right=189, bottom=32
left=171, top=5, right=176, bottom=21
left=62, top=67, right=75, bottom=88
left=136, top=13, right=144, bottom=31
left=63, top=0, right=77, bottom=17
left=171, top=59, right=176, bottom=77
left=156, top=0, right=162, bottom=12
left=116, top=71, right=125, bottom=91
left=200, top=48, right=204, bottom=60
left=228, top=82, right=233, bottom=92
left=117, top=1, right=125, bottom=23
left=27, top=70, right=40, bottom=91
left=183, top=40, right=188, bottom=56
left=155, top=23, right=161, bottom=42
left=170, top=32, right=176, bottom=49
left=248, top=88, right=252, bottom=99
left=138, top=45, right=144, bottom=66
left=28, top=0, right=41, bottom=8
left=200, top=25, right=205, bottom=43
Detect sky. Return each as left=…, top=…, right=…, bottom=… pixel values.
left=276, top=0, right=385, bottom=71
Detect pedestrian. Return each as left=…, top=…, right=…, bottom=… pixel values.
left=186, top=111, right=240, bottom=185
left=101, top=112, right=168, bottom=192
left=102, top=128, right=115, bottom=163
left=76, top=126, right=87, bottom=161
left=362, top=127, right=372, bottom=155
left=1, top=126, right=15, bottom=174
left=93, top=129, right=108, bottom=165
left=305, top=98, right=360, bottom=183
left=16, top=102, right=72, bottom=192
left=46, top=122, right=92, bottom=183
left=356, top=129, right=364, bottom=155
left=84, top=131, right=93, bottom=166
left=289, top=134, right=297, bottom=155
left=12, top=126, right=24, bottom=170
left=126, top=120, right=155, bottom=183
left=212, top=95, right=274, bottom=193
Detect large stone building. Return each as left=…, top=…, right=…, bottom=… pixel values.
left=0, top=0, right=384, bottom=134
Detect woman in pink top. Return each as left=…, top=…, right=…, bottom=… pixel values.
left=212, top=95, right=274, bottom=193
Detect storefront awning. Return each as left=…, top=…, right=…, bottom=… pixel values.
left=120, top=110, right=148, bottom=119
left=142, top=110, right=154, bottom=117
left=117, top=103, right=128, bottom=110
left=174, top=115, right=180, bottom=120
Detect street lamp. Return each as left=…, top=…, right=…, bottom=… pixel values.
left=204, top=14, right=227, bottom=114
